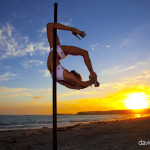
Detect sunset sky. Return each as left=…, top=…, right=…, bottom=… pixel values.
left=0, top=0, right=150, bottom=115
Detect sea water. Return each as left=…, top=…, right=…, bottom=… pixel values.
left=0, top=114, right=149, bottom=131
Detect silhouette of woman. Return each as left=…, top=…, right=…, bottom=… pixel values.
left=47, top=23, right=98, bottom=89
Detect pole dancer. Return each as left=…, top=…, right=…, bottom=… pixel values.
left=47, top=23, right=100, bottom=90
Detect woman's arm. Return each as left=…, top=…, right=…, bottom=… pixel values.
left=58, top=81, right=86, bottom=90
left=63, top=70, right=94, bottom=88
left=61, top=46, right=97, bottom=80
left=47, top=23, right=81, bottom=34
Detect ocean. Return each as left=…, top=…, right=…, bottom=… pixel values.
left=0, top=114, right=149, bottom=131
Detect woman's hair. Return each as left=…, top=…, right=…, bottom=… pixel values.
left=70, top=70, right=82, bottom=80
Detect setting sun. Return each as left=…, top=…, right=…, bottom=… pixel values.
left=125, top=92, right=148, bottom=109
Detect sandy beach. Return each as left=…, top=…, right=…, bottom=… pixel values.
left=0, top=117, right=150, bottom=150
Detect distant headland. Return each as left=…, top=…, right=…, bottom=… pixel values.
left=76, top=108, right=150, bottom=115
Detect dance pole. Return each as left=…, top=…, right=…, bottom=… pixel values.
left=53, top=2, right=58, bottom=150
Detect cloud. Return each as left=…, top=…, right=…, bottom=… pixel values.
left=6, top=23, right=13, bottom=37
left=58, top=89, right=100, bottom=99
left=119, top=23, right=150, bottom=48
left=32, top=96, right=45, bottom=99
left=0, top=22, right=26, bottom=59
left=100, top=62, right=150, bottom=93
left=12, top=13, right=18, bottom=18
left=2, top=93, right=31, bottom=98
left=1, top=84, right=150, bottom=114
left=121, top=66, right=136, bottom=72
left=0, top=87, right=32, bottom=98
left=4, top=66, right=10, bottom=69
left=100, top=81, right=127, bottom=90
left=36, top=42, right=49, bottom=54
left=37, top=88, right=52, bottom=96
left=101, top=65, right=133, bottom=76
left=100, top=68, right=150, bottom=94
left=106, top=45, right=110, bottom=48
left=39, top=27, right=46, bottom=34
left=0, top=87, right=51, bottom=99
left=137, top=57, right=150, bottom=66
left=101, top=65, right=121, bottom=75
left=39, top=69, right=50, bottom=77
left=90, top=43, right=99, bottom=51
left=98, top=57, right=150, bottom=98
left=58, top=91, right=81, bottom=98
left=0, top=23, right=49, bottom=59
left=120, top=38, right=133, bottom=48
left=21, top=59, right=44, bottom=68
left=0, top=72, right=17, bottom=81
left=0, top=87, right=31, bottom=93
left=60, top=18, right=72, bottom=26
left=24, top=41, right=49, bottom=56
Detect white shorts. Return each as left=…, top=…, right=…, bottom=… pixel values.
left=51, top=64, right=65, bottom=81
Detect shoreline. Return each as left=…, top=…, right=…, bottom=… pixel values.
left=0, top=115, right=149, bottom=132
left=0, top=115, right=150, bottom=132
left=1, top=116, right=150, bottom=149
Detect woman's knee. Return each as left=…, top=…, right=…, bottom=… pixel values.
left=46, top=23, right=53, bottom=30
left=82, top=50, right=88, bottom=56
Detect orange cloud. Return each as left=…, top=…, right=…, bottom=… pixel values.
left=32, top=96, right=45, bottom=99
left=0, top=84, right=150, bottom=115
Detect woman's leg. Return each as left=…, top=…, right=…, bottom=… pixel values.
left=46, top=23, right=82, bottom=48
left=61, top=45, right=97, bottom=80
left=46, top=23, right=61, bottom=48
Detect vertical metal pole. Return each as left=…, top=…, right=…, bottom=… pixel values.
left=53, top=2, right=57, bottom=150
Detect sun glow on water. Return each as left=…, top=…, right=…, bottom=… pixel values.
left=125, top=92, right=148, bottom=109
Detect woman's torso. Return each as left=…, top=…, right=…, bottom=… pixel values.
left=47, top=45, right=68, bottom=73
left=47, top=50, right=60, bottom=73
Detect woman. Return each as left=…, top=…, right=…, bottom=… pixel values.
left=47, top=23, right=97, bottom=90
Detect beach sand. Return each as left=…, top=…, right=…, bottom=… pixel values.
left=0, top=117, right=150, bottom=150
